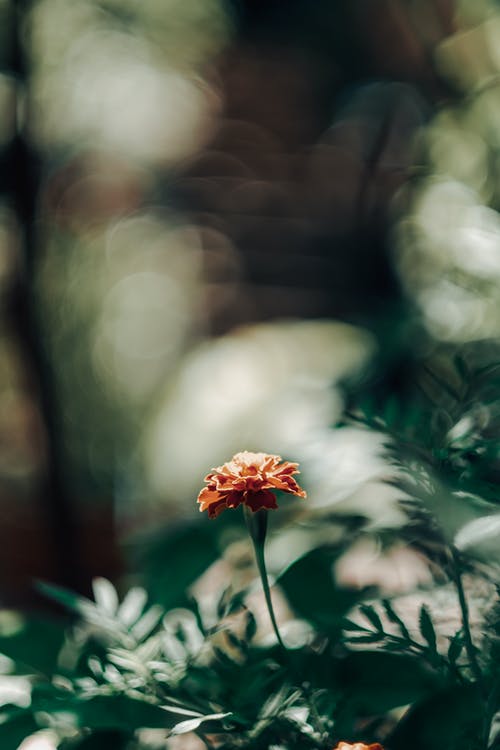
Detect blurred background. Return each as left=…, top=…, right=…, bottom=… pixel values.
left=0, top=0, right=499, bottom=606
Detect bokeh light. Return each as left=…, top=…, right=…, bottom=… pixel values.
left=0, top=0, right=499, bottom=607
left=145, top=320, right=375, bottom=505
left=388, top=1, right=500, bottom=346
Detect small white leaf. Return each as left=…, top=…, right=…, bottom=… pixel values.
left=162, top=705, right=203, bottom=718
left=171, top=712, right=231, bottom=735
left=118, top=587, right=148, bottom=626
left=88, top=658, right=103, bottom=677
left=92, top=578, right=119, bottom=616
left=131, top=606, right=163, bottom=641
left=107, top=654, right=132, bottom=670
left=455, top=513, right=500, bottom=551
left=162, top=632, right=186, bottom=662
left=136, top=635, right=161, bottom=662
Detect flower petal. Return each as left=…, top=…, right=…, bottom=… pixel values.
left=207, top=498, right=231, bottom=519
left=197, top=487, right=225, bottom=512
left=272, top=461, right=299, bottom=475
left=198, top=451, right=306, bottom=517
left=225, top=491, right=244, bottom=509
left=243, top=489, right=278, bottom=512
left=266, top=474, right=307, bottom=497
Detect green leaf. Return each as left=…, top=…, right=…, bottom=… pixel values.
left=0, top=612, right=66, bottom=676
left=213, top=646, right=239, bottom=667
left=359, top=605, right=383, bottom=631
left=382, top=599, right=411, bottom=641
left=170, top=712, right=231, bottom=735
left=337, top=652, right=443, bottom=715
left=285, top=647, right=338, bottom=692
left=76, top=698, right=176, bottom=730
left=117, top=588, right=147, bottom=627
left=0, top=709, right=38, bottom=750
left=447, top=631, right=464, bottom=665
left=32, top=688, right=182, bottom=731
left=418, top=606, right=437, bottom=654
left=341, top=618, right=368, bottom=633
left=58, top=730, right=131, bottom=750
left=37, top=581, right=85, bottom=615
left=130, top=606, right=163, bottom=641
left=278, top=548, right=360, bottom=634
left=383, top=395, right=400, bottom=429
left=454, top=514, right=500, bottom=552
left=245, top=610, right=257, bottom=642
left=344, top=633, right=384, bottom=644
left=200, top=651, right=283, bottom=723
left=226, top=631, right=245, bottom=652
left=132, top=520, right=220, bottom=610
left=92, top=579, right=119, bottom=617
left=389, top=684, right=482, bottom=750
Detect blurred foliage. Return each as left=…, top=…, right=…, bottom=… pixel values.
left=6, top=0, right=500, bottom=748
left=2, top=490, right=500, bottom=750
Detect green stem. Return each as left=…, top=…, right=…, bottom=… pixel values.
left=244, top=506, right=286, bottom=650
left=451, top=547, right=483, bottom=687
left=243, top=507, right=329, bottom=742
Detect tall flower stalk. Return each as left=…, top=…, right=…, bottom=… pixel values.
left=243, top=505, right=286, bottom=649
left=197, top=451, right=307, bottom=646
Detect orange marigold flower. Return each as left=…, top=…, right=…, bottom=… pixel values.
left=333, top=743, right=384, bottom=750
left=197, top=451, right=306, bottom=519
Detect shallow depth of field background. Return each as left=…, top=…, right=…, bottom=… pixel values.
left=0, top=0, right=499, bottom=605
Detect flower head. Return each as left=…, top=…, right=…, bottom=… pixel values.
left=333, top=744, right=384, bottom=750
left=197, top=451, right=306, bottom=519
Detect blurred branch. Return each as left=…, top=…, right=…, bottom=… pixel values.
left=3, top=0, right=83, bottom=593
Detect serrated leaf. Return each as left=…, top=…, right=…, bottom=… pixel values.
left=359, top=605, right=383, bottom=631
left=345, top=633, right=384, bottom=644
left=419, top=606, right=437, bottom=653
left=342, top=618, right=369, bottom=633
left=447, top=631, right=464, bottom=665
left=382, top=599, right=411, bottom=641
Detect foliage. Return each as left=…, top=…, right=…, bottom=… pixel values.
left=3, top=340, right=500, bottom=750
left=5, top=1, right=500, bottom=746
